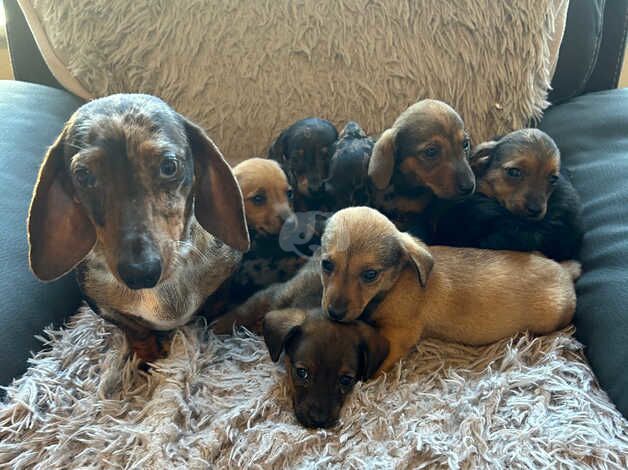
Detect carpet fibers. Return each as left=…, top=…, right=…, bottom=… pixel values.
left=1, top=306, right=627, bottom=469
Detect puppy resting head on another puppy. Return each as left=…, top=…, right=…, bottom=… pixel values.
left=269, top=117, right=338, bottom=201
left=233, top=158, right=294, bottom=236
left=368, top=99, right=475, bottom=199
left=320, top=207, right=433, bottom=321
left=470, top=128, right=560, bottom=220
left=263, top=308, right=389, bottom=429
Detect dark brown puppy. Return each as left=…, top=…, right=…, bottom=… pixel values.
left=263, top=308, right=389, bottom=429
left=323, top=121, right=374, bottom=210
left=368, top=99, right=475, bottom=233
left=269, top=117, right=338, bottom=210
left=28, top=94, right=249, bottom=362
left=430, top=129, right=583, bottom=260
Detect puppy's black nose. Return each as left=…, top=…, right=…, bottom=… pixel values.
left=456, top=180, right=475, bottom=196
left=327, top=306, right=346, bottom=321
left=306, top=408, right=333, bottom=428
left=525, top=203, right=543, bottom=218
left=118, top=258, right=162, bottom=290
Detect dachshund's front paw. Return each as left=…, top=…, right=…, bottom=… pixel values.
left=211, top=309, right=264, bottom=335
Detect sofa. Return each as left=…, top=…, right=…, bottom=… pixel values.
left=1, top=0, right=627, bottom=420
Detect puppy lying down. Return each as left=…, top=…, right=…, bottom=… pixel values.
left=223, top=207, right=581, bottom=427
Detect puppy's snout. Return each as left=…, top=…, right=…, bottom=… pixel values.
left=302, top=406, right=335, bottom=429
left=525, top=201, right=545, bottom=219
left=326, top=301, right=348, bottom=321
left=117, top=235, right=162, bottom=290
left=456, top=170, right=475, bottom=196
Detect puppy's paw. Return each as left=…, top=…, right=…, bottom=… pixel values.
left=211, top=309, right=264, bottom=335
left=129, top=333, right=170, bottom=365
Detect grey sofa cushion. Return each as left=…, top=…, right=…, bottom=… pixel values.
left=540, top=88, right=628, bottom=417
left=0, top=80, right=84, bottom=388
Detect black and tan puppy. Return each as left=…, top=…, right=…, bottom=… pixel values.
left=227, top=158, right=303, bottom=302
left=263, top=308, right=389, bottom=429
left=323, top=121, right=374, bottom=210
left=320, top=207, right=581, bottom=373
left=28, top=94, right=249, bottom=361
left=368, top=99, right=475, bottom=233
left=269, top=117, right=338, bottom=210
left=430, top=129, right=583, bottom=260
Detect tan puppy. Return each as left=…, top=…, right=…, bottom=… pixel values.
left=233, top=158, right=294, bottom=236
left=320, top=207, right=581, bottom=373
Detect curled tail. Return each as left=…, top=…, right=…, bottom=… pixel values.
left=560, top=260, right=582, bottom=281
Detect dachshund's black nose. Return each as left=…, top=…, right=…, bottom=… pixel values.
left=456, top=180, right=475, bottom=196
left=326, top=305, right=346, bottom=321
left=525, top=203, right=543, bottom=218
left=118, top=258, right=162, bottom=290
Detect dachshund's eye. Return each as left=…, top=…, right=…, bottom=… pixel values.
left=549, top=174, right=559, bottom=185
left=360, top=269, right=379, bottom=283
left=339, top=375, right=356, bottom=388
left=321, top=259, right=335, bottom=274
left=159, top=156, right=179, bottom=179
left=251, top=194, right=267, bottom=206
left=506, top=167, right=522, bottom=178
left=286, top=189, right=293, bottom=200
left=295, top=367, right=309, bottom=380
left=74, top=167, right=94, bottom=188
left=423, top=145, right=440, bottom=159
left=462, top=137, right=471, bottom=154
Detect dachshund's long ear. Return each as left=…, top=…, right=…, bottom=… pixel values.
left=28, top=125, right=96, bottom=281
left=182, top=116, right=250, bottom=252
left=263, top=308, right=307, bottom=362
left=268, top=129, right=287, bottom=163
left=469, top=140, right=498, bottom=177
left=397, top=232, right=434, bottom=288
left=368, top=128, right=396, bottom=189
left=356, top=321, right=390, bottom=381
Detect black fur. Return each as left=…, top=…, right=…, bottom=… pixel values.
left=429, top=172, right=583, bottom=261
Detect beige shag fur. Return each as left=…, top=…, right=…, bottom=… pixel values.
left=1, top=306, right=627, bottom=468
left=19, top=0, right=567, bottom=164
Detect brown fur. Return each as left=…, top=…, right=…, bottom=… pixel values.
left=233, top=158, right=294, bottom=236
left=263, top=308, right=389, bottom=429
left=368, top=100, right=475, bottom=206
left=471, top=129, right=560, bottom=219
left=28, top=94, right=249, bottom=361
left=320, top=207, right=580, bottom=374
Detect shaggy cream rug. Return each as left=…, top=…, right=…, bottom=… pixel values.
left=1, top=306, right=627, bottom=468
left=19, top=0, right=568, bottom=164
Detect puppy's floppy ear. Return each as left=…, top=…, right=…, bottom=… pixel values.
left=263, top=309, right=307, bottom=362
left=356, top=321, right=390, bottom=381
left=181, top=116, right=250, bottom=252
left=397, top=232, right=434, bottom=287
left=368, top=128, right=397, bottom=189
left=469, top=140, right=498, bottom=177
left=268, top=129, right=287, bottom=163
left=28, top=125, right=96, bottom=281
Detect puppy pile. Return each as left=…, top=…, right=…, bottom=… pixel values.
left=28, top=94, right=584, bottom=431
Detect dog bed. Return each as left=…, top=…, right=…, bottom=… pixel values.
left=1, top=306, right=626, bottom=468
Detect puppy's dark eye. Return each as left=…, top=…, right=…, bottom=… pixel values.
left=506, top=167, right=522, bottom=178
left=295, top=367, right=309, bottom=380
left=286, top=189, right=293, bottom=200
left=360, top=269, right=379, bottom=283
left=321, top=259, right=335, bottom=274
left=160, top=155, right=179, bottom=179
left=423, top=145, right=440, bottom=159
left=251, top=194, right=267, bottom=206
left=462, top=137, right=471, bottom=154
left=339, top=375, right=356, bottom=387
left=74, top=167, right=94, bottom=188
left=549, top=174, right=559, bottom=185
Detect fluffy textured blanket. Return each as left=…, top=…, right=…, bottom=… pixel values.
left=1, top=307, right=627, bottom=468
left=19, top=0, right=568, bottom=164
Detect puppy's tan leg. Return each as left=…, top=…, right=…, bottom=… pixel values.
left=374, top=322, right=424, bottom=376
